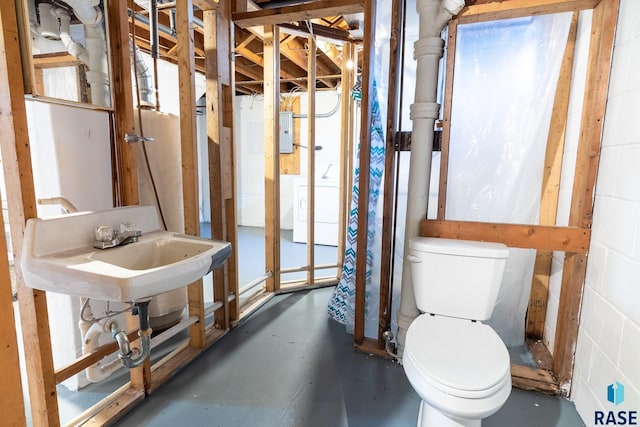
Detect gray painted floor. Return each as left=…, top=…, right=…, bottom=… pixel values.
left=113, top=288, right=586, bottom=427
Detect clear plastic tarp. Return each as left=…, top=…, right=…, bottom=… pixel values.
left=445, top=13, right=572, bottom=345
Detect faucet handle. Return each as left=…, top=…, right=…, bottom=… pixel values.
left=120, top=221, right=137, bottom=234
left=95, top=225, right=115, bottom=242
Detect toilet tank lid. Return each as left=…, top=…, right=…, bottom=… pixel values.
left=409, top=237, right=509, bottom=259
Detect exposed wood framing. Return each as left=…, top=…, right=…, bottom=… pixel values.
left=176, top=0, right=206, bottom=348
left=306, top=34, right=316, bottom=286
left=336, top=42, right=354, bottom=279
left=554, top=0, right=619, bottom=391
left=82, top=388, right=145, bottom=426
left=264, top=24, right=281, bottom=292
left=0, top=188, right=25, bottom=425
left=354, top=0, right=375, bottom=345
left=205, top=1, right=237, bottom=329
left=378, top=0, right=404, bottom=348
left=458, top=0, right=600, bottom=24
left=0, top=0, right=58, bottom=424
left=193, top=0, right=218, bottom=10
left=109, top=0, right=139, bottom=206
left=436, top=20, right=457, bottom=220
left=526, top=12, right=579, bottom=339
left=421, top=220, right=591, bottom=252
left=233, top=0, right=364, bottom=28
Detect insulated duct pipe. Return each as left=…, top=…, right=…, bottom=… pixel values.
left=396, top=0, right=465, bottom=359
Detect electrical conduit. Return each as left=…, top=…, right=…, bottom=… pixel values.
left=396, top=0, right=465, bottom=360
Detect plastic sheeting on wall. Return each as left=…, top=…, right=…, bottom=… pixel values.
left=445, top=13, right=572, bottom=346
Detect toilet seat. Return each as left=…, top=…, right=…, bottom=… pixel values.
left=404, top=314, right=511, bottom=399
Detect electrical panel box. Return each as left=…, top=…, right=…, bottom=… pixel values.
left=279, top=111, right=294, bottom=154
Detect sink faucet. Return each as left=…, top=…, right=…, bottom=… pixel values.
left=94, top=223, right=142, bottom=250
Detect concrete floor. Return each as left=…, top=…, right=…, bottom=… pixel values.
left=112, top=287, right=586, bottom=427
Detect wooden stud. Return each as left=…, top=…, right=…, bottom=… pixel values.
left=306, top=34, right=316, bottom=286
left=263, top=25, right=281, bottom=292
left=176, top=0, right=206, bottom=348
left=421, top=220, right=591, bottom=252
left=117, top=0, right=149, bottom=393
left=458, top=0, right=600, bottom=24
left=337, top=42, right=354, bottom=278
left=378, top=0, right=404, bottom=347
left=0, top=188, right=26, bottom=427
left=108, top=0, right=139, bottom=207
left=437, top=21, right=457, bottom=221
left=0, top=1, right=59, bottom=424
left=192, top=0, right=218, bottom=11
left=526, top=12, right=578, bottom=339
left=232, top=0, right=364, bottom=29
left=205, top=1, right=235, bottom=330
left=554, top=0, right=619, bottom=390
left=354, top=0, right=376, bottom=345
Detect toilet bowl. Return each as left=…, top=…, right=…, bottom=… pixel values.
left=404, top=315, right=511, bottom=426
left=403, top=237, right=512, bottom=426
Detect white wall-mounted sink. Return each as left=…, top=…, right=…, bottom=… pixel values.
left=21, top=206, right=231, bottom=302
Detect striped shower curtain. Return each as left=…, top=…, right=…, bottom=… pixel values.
left=327, top=81, right=385, bottom=333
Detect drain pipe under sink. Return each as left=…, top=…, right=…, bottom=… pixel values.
left=395, top=0, right=465, bottom=361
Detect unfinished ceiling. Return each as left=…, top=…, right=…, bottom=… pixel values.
left=129, top=0, right=364, bottom=95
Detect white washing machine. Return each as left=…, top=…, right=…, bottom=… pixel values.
left=293, top=178, right=340, bottom=246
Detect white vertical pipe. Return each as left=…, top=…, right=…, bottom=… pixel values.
left=396, top=0, right=465, bottom=358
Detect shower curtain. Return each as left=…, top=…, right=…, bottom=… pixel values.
left=327, top=82, right=386, bottom=333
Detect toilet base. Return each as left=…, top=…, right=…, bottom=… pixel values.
left=417, top=400, right=482, bottom=427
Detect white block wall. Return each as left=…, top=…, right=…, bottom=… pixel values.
left=572, top=0, right=640, bottom=423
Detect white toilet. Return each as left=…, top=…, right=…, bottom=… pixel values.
left=403, top=237, right=512, bottom=427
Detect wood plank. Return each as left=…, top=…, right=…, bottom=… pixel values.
left=193, top=0, right=218, bottom=10
left=32, top=53, right=81, bottom=68
left=176, top=0, right=206, bottom=348
left=233, top=0, right=364, bottom=28
left=82, top=388, right=145, bottom=426
left=437, top=21, right=457, bottom=220
left=458, top=0, right=600, bottom=24
left=378, top=0, right=404, bottom=348
left=554, top=0, right=619, bottom=391
left=511, top=364, right=560, bottom=395
left=336, top=42, right=354, bottom=278
left=526, top=12, right=578, bottom=339
left=263, top=25, right=281, bottom=292
left=420, top=220, right=591, bottom=252
left=0, top=1, right=59, bottom=424
left=0, top=188, right=26, bottom=427
left=109, top=0, right=139, bottom=206
left=306, top=34, right=316, bottom=287
left=354, top=0, right=376, bottom=345
left=55, top=330, right=138, bottom=384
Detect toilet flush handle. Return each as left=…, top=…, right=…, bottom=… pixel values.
left=406, top=254, right=422, bottom=263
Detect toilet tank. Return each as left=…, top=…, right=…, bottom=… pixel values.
left=408, top=237, right=509, bottom=321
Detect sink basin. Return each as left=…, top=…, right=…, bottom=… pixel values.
left=21, top=205, right=231, bottom=302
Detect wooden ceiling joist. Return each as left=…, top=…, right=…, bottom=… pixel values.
left=458, top=0, right=601, bottom=23
left=232, top=0, right=364, bottom=28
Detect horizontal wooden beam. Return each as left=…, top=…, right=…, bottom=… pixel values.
left=233, top=0, right=364, bottom=28
left=54, top=330, right=139, bottom=384
left=420, top=220, right=591, bottom=252
left=511, top=364, right=560, bottom=395
left=193, top=0, right=218, bottom=11
left=279, top=21, right=353, bottom=42
left=458, top=0, right=600, bottom=23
